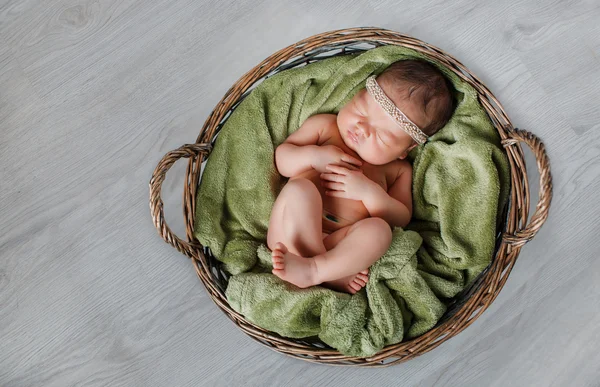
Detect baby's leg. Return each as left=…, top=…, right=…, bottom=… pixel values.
left=272, top=217, right=392, bottom=289
left=322, top=227, right=370, bottom=294
left=267, top=178, right=327, bottom=258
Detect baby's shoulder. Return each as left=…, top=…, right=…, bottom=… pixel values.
left=393, top=159, right=412, bottom=172
left=316, top=114, right=338, bottom=133
left=303, top=113, right=337, bottom=129
left=303, top=114, right=338, bottom=144
left=384, top=159, right=412, bottom=185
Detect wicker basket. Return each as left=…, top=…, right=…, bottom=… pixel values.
left=149, top=27, right=552, bottom=367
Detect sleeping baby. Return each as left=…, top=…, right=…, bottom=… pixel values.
left=267, top=59, right=456, bottom=294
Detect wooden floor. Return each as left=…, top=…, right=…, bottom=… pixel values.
left=1, top=0, right=599, bottom=385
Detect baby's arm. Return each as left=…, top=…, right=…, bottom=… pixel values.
left=275, top=114, right=335, bottom=177
left=362, top=161, right=413, bottom=228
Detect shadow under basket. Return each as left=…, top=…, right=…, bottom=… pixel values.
left=149, top=27, right=553, bottom=367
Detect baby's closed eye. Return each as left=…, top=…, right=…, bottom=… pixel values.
left=377, top=132, right=389, bottom=147
left=355, top=100, right=367, bottom=116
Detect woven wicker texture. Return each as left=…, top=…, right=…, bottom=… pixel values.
left=149, top=27, right=552, bottom=367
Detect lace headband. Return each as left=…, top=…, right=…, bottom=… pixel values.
left=365, top=75, right=428, bottom=144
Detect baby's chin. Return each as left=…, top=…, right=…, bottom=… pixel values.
left=358, top=151, right=396, bottom=166
left=346, top=143, right=383, bottom=165
left=352, top=149, right=379, bottom=165
left=344, top=139, right=363, bottom=158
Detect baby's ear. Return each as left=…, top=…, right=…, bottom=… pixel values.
left=399, top=143, right=418, bottom=159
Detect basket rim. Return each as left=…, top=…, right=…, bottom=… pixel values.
left=150, top=27, right=552, bottom=367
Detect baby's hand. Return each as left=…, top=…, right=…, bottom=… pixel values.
left=310, top=145, right=362, bottom=173
left=320, top=164, right=382, bottom=202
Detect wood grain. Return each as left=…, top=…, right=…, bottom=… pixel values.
left=1, top=0, right=599, bottom=385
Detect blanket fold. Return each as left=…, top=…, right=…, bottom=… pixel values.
left=194, top=45, right=510, bottom=356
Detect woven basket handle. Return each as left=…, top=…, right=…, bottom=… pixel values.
left=149, top=143, right=212, bottom=258
left=501, top=128, right=553, bottom=247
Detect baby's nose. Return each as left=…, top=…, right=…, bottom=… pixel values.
left=355, top=122, right=371, bottom=138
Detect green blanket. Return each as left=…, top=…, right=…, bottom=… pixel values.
left=194, top=45, right=510, bottom=357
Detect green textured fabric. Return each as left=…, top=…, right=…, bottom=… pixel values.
left=194, top=45, right=510, bottom=357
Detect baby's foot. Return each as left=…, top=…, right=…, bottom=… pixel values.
left=323, top=268, right=369, bottom=295
left=271, top=242, right=319, bottom=289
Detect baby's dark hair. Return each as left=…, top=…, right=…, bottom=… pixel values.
left=377, top=59, right=456, bottom=136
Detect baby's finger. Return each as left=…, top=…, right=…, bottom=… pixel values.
left=325, top=164, right=348, bottom=175
left=320, top=173, right=338, bottom=181
left=341, top=161, right=360, bottom=171
left=321, top=181, right=344, bottom=190
left=342, top=154, right=362, bottom=167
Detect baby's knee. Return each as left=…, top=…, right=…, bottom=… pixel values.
left=363, top=217, right=392, bottom=244
left=283, top=178, right=319, bottom=199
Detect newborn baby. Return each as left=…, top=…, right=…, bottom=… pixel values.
left=267, top=59, right=456, bottom=294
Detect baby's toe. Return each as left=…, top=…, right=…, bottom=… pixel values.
left=272, top=268, right=283, bottom=276
left=354, top=277, right=367, bottom=287
left=275, top=242, right=288, bottom=254
left=356, top=273, right=369, bottom=282
left=271, top=250, right=283, bottom=259
left=349, top=281, right=362, bottom=292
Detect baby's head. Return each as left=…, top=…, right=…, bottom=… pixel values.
left=337, top=59, right=456, bottom=165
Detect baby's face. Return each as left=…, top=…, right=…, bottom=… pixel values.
left=336, top=86, right=425, bottom=165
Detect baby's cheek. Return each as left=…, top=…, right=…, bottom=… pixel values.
left=336, top=110, right=346, bottom=127
left=374, top=150, right=394, bottom=165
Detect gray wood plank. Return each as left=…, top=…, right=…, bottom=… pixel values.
left=1, top=0, right=599, bottom=385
